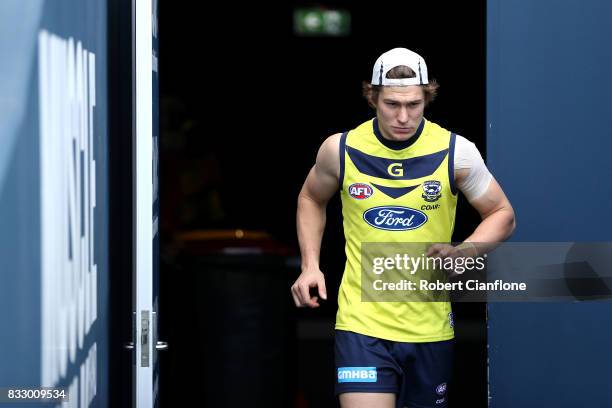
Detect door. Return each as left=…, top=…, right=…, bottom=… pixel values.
left=133, top=0, right=165, bottom=405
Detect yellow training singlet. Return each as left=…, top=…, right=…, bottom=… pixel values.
left=335, top=117, right=458, bottom=342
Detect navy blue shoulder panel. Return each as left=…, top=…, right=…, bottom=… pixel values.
left=338, top=132, right=348, bottom=186
left=449, top=132, right=458, bottom=195
left=345, top=145, right=448, bottom=180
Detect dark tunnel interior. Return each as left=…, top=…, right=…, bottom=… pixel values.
left=157, top=2, right=488, bottom=406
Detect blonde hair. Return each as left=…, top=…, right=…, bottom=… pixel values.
left=362, top=65, right=439, bottom=108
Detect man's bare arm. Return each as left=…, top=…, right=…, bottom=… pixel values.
left=291, top=133, right=341, bottom=308
left=456, top=170, right=516, bottom=256
left=427, top=171, right=515, bottom=259
left=464, top=174, right=516, bottom=243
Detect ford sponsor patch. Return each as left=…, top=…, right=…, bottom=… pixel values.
left=363, top=206, right=428, bottom=231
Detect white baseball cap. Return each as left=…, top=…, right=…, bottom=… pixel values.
left=371, top=47, right=428, bottom=86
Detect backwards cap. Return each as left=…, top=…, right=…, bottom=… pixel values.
left=371, top=47, right=428, bottom=86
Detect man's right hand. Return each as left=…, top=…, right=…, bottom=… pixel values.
left=290, top=269, right=327, bottom=308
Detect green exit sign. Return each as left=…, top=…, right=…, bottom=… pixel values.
left=294, top=8, right=351, bottom=37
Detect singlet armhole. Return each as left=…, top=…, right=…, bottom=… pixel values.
left=338, top=131, right=348, bottom=187
left=449, top=132, right=458, bottom=195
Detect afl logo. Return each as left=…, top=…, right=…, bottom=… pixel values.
left=422, top=180, right=442, bottom=202
left=349, top=183, right=373, bottom=200
left=363, top=206, right=428, bottom=231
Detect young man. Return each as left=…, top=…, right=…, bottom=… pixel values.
left=291, top=48, right=515, bottom=408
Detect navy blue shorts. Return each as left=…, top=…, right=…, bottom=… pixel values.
left=335, top=330, right=453, bottom=408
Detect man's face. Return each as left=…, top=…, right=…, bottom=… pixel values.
left=375, top=85, right=425, bottom=141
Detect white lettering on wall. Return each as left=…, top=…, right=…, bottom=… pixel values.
left=38, top=29, right=97, bottom=405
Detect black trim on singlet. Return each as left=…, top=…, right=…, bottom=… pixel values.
left=338, top=132, right=348, bottom=187
left=449, top=132, right=458, bottom=195
left=373, top=117, right=425, bottom=150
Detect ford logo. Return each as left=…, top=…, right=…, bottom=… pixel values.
left=363, top=206, right=428, bottom=231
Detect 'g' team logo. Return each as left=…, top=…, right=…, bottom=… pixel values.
left=422, top=180, right=442, bottom=202
left=349, top=183, right=373, bottom=199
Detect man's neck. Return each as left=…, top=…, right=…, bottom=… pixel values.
left=373, top=118, right=425, bottom=150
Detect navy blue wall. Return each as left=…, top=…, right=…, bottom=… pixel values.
left=0, top=1, right=109, bottom=406
left=487, top=0, right=612, bottom=406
